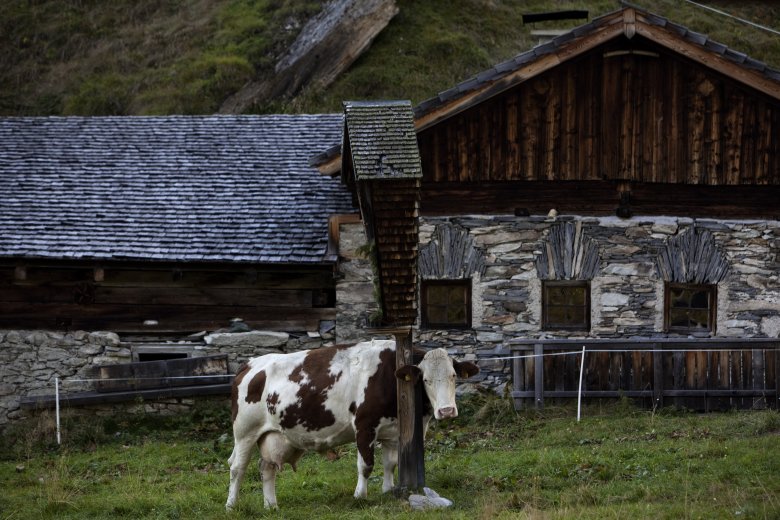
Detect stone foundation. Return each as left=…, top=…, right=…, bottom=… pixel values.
left=0, top=329, right=328, bottom=428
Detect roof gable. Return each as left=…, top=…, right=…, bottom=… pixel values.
left=315, top=6, right=780, bottom=175
left=413, top=7, right=780, bottom=132
left=0, top=115, right=355, bottom=264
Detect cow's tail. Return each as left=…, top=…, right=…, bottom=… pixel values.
left=227, top=445, right=236, bottom=466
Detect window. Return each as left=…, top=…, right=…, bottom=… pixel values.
left=421, top=279, right=471, bottom=329
left=542, top=281, right=590, bottom=331
left=665, top=283, right=716, bottom=333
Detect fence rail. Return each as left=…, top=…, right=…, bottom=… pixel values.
left=510, top=338, right=780, bottom=411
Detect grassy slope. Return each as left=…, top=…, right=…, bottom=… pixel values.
left=1, top=396, right=779, bottom=519
left=0, top=1, right=778, bottom=116
left=293, top=0, right=780, bottom=114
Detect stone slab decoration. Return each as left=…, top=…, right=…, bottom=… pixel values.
left=535, top=221, right=600, bottom=280
left=655, top=226, right=730, bottom=283
left=419, top=223, right=486, bottom=279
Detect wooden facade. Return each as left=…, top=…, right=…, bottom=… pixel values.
left=417, top=35, right=780, bottom=217
left=0, top=261, right=336, bottom=333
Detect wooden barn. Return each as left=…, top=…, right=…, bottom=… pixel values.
left=0, top=115, right=354, bottom=335
left=317, top=6, right=780, bottom=410
left=0, top=115, right=359, bottom=423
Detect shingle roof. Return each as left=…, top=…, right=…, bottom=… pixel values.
left=343, top=100, right=422, bottom=180
left=0, top=115, right=355, bottom=264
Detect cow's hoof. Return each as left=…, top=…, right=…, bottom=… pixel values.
left=263, top=501, right=279, bottom=510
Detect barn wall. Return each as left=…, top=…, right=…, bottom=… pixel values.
left=417, top=215, right=780, bottom=389
left=0, top=263, right=337, bottom=333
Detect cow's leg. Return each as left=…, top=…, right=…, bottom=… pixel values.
left=354, top=428, right=376, bottom=498
left=226, top=434, right=258, bottom=510
left=380, top=441, right=398, bottom=493
left=258, top=432, right=303, bottom=509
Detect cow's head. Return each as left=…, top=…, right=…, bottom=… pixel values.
left=395, top=348, right=479, bottom=419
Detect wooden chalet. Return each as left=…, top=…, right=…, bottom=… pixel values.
left=0, top=115, right=356, bottom=335
left=320, top=6, right=780, bottom=411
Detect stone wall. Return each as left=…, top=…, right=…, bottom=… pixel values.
left=417, top=215, right=780, bottom=390
left=336, top=221, right=380, bottom=343
left=0, top=329, right=328, bottom=428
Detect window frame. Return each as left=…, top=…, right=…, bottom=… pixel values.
left=664, top=282, right=717, bottom=334
left=541, top=280, right=591, bottom=331
left=420, top=279, right=472, bottom=330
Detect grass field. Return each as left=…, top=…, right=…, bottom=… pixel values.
left=2, top=395, right=779, bottom=519
left=1, top=1, right=778, bottom=116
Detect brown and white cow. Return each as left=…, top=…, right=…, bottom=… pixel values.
left=226, top=338, right=479, bottom=509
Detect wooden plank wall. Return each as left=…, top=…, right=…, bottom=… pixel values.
left=418, top=38, right=780, bottom=188
left=0, top=263, right=336, bottom=332
left=512, top=342, right=779, bottom=411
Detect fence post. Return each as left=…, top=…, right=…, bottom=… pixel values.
left=652, top=343, right=663, bottom=409
left=577, top=346, right=586, bottom=422
left=534, top=343, right=544, bottom=409
left=55, top=377, right=61, bottom=445
left=775, top=348, right=780, bottom=409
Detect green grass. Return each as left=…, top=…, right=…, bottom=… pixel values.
left=1, top=1, right=778, bottom=116
left=2, top=395, right=779, bottom=519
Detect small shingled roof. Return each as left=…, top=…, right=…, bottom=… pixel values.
left=343, top=100, right=422, bottom=180
left=0, top=115, right=355, bottom=264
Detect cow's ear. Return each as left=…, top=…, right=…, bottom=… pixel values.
left=453, top=360, right=480, bottom=379
left=395, top=365, right=422, bottom=384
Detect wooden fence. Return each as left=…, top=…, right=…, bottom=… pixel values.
left=510, top=338, right=780, bottom=411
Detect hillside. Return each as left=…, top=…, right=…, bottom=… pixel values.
left=1, top=0, right=778, bottom=116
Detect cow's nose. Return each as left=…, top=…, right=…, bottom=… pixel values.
left=438, top=406, right=457, bottom=419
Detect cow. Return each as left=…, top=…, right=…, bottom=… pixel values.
left=225, top=339, right=479, bottom=510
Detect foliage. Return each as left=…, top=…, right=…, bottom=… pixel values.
left=2, top=395, right=779, bottom=519
left=1, top=1, right=778, bottom=116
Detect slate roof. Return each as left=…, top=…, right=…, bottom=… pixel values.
left=0, top=115, right=355, bottom=264
left=343, top=101, right=422, bottom=180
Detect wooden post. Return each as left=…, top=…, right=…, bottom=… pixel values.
left=534, top=343, right=544, bottom=409
left=394, top=327, right=424, bottom=494
left=775, top=347, right=780, bottom=410
left=652, top=343, right=664, bottom=409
